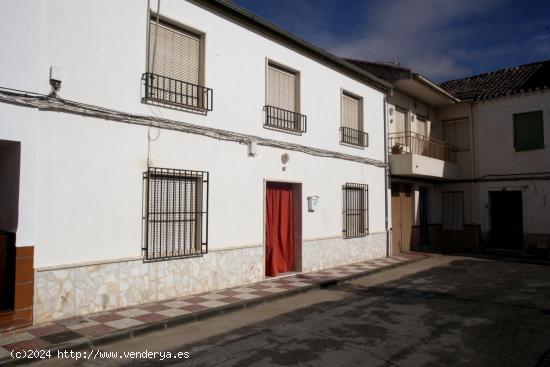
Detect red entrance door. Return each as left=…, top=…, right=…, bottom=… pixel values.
left=265, top=183, right=294, bottom=277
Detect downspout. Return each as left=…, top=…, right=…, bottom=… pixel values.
left=383, top=93, right=390, bottom=257
left=468, top=102, right=478, bottom=246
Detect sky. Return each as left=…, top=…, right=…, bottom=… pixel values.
left=232, top=0, right=550, bottom=82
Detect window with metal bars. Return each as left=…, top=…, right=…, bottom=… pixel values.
left=340, top=91, right=367, bottom=147
left=143, top=16, right=212, bottom=111
left=142, top=167, right=208, bottom=261
left=342, top=183, right=369, bottom=238
left=264, top=62, right=306, bottom=133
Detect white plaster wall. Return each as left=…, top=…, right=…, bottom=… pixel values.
left=36, top=0, right=386, bottom=162
left=473, top=91, right=550, bottom=176
left=0, top=1, right=43, bottom=247
left=387, top=90, right=438, bottom=137
left=0, top=105, right=39, bottom=247
left=33, top=109, right=386, bottom=268
left=475, top=180, right=550, bottom=236
left=0, top=0, right=389, bottom=267
left=0, top=0, right=43, bottom=93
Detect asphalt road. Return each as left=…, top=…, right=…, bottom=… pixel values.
left=37, top=255, right=550, bottom=367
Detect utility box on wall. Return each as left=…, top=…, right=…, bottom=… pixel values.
left=307, top=195, right=319, bottom=212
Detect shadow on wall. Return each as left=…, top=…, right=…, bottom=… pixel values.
left=411, top=224, right=481, bottom=253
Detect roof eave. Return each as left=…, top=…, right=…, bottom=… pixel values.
left=413, top=74, right=461, bottom=103
left=191, top=0, right=393, bottom=93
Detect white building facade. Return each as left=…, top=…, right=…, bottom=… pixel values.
left=351, top=59, right=550, bottom=257
left=0, top=0, right=392, bottom=326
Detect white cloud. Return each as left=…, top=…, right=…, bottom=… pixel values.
left=327, top=0, right=509, bottom=81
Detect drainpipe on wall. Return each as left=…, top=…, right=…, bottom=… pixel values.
left=468, top=103, right=476, bottom=226
left=383, top=94, right=390, bottom=257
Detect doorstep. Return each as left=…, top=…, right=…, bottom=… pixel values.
left=0, top=252, right=428, bottom=364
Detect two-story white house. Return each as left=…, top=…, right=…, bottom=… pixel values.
left=0, top=0, right=393, bottom=328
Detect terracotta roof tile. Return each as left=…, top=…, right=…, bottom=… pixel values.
left=440, top=60, right=550, bottom=101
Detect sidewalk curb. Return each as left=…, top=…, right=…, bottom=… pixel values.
left=0, top=255, right=430, bottom=366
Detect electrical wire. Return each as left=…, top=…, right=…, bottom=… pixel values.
left=0, top=87, right=387, bottom=167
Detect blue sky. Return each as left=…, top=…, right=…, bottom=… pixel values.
left=232, top=0, right=550, bottom=82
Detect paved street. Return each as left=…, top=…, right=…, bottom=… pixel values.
left=36, top=255, right=550, bottom=366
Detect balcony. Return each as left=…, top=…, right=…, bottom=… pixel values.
left=388, top=132, right=459, bottom=179
left=263, top=105, right=307, bottom=134
left=142, top=73, right=213, bottom=112
left=340, top=127, right=368, bottom=148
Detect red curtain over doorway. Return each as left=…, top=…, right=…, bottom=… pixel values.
left=265, top=183, right=294, bottom=277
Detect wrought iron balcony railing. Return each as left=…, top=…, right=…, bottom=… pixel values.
left=142, top=72, right=213, bottom=112
left=263, top=105, right=307, bottom=134
left=340, top=127, right=368, bottom=147
left=388, top=131, right=458, bottom=163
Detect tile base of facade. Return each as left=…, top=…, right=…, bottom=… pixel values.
left=34, top=232, right=387, bottom=324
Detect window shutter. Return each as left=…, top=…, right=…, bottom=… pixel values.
left=415, top=115, right=428, bottom=136
left=342, top=93, right=360, bottom=130
left=149, top=21, right=200, bottom=85
left=267, top=65, right=296, bottom=112
left=514, top=111, right=544, bottom=151
left=443, top=118, right=470, bottom=151
left=395, top=108, right=407, bottom=133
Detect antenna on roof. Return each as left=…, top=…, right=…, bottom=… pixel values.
left=376, top=57, right=400, bottom=66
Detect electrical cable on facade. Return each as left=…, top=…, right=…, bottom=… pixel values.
left=0, top=86, right=387, bottom=167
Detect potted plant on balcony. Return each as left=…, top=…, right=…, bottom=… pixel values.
left=391, top=143, right=403, bottom=154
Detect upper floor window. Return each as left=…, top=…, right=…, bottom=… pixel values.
left=443, top=118, right=470, bottom=151
left=415, top=114, right=428, bottom=136
left=264, top=62, right=306, bottom=134
left=513, top=110, right=544, bottom=151
left=143, top=16, right=213, bottom=112
left=340, top=91, right=367, bottom=147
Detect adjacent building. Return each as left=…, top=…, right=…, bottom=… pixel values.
left=351, top=58, right=550, bottom=256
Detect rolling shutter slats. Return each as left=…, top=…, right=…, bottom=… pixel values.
left=149, top=21, right=200, bottom=85
left=267, top=65, right=296, bottom=112
left=342, top=94, right=360, bottom=130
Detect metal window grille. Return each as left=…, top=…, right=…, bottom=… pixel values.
left=144, top=19, right=213, bottom=111
left=342, top=183, right=369, bottom=238
left=142, top=72, right=213, bottom=111
left=340, top=127, right=368, bottom=147
left=263, top=105, right=307, bottom=134
left=142, top=167, right=208, bottom=261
